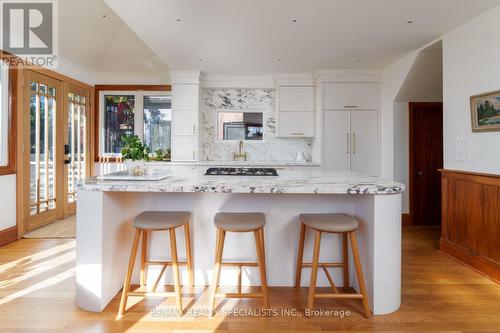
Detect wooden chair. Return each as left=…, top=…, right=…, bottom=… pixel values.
left=117, top=211, right=193, bottom=317
left=295, top=213, right=371, bottom=318
left=209, top=212, right=269, bottom=315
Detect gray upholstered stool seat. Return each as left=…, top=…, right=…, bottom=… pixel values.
left=300, top=213, right=359, bottom=233
left=214, top=212, right=266, bottom=232
left=133, top=211, right=191, bottom=230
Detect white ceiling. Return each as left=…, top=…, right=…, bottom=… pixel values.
left=59, top=0, right=168, bottom=79
left=103, top=0, right=500, bottom=75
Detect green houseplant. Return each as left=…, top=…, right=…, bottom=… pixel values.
left=120, top=135, right=150, bottom=175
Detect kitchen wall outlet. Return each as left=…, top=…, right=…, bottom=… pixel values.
left=456, top=136, right=472, bottom=161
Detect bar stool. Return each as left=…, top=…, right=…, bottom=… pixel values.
left=295, top=213, right=371, bottom=318
left=209, top=212, right=269, bottom=315
left=117, top=211, right=193, bottom=317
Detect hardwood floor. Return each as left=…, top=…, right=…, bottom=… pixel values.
left=0, top=226, right=499, bottom=332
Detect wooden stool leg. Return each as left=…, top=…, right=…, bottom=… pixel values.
left=342, top=233, right=349, bottom=289
left=169, top=228, right=183, bottom=314
left=184, top=222, right=194, bottom=288
left=209, top=229, right=225, bottom=315
left=295, top=222, right=306, bottom=288
left=254, top=228, right=269, bottom=307
left=140, top=230, right=148, bottom=286
left=307, top=230, right=321, bottom=310
left=118, top=229, right=141, bottom=318
left=349, top=231, right=372, bottom=318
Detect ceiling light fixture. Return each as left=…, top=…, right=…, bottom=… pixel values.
left=101, top=14, right=107, bottom=19
left=291, top=19, right=298, bottom=23
left=198, top=58, right=203, bottom=62
left=176, top=18, right=182, bottom=22
left=407, top=19, right=415, bottom=24
left=276, top=58, right=281, bottom=62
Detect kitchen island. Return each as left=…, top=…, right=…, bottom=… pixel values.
left=76, top=166, right=404, bottom=315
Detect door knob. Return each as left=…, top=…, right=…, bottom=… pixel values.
left=417, top=171, right=423, bottom=177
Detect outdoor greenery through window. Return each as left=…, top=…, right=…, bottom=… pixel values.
left=104, top=95, right=135, bottom=154
left=101, top=92, right=171, bottom=159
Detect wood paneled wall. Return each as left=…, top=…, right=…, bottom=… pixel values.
left=441, top=169, right=500, bottom=282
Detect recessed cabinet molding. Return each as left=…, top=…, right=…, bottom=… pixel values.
left=277, top=86, right=315, bottom=111
left=324, top=82, right=378, bottom=110
left=323, top=110, right=378, bottom=175
left=172, top=110, right=198, bottom=136
left=278, top=111, right=315, bottom=137
left=277, top=86, right=316, bottom=137
left=171, top=136, right=199, bottom=161
left=172, top=84, right=200, bottom=110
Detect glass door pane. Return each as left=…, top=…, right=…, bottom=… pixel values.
left=67, top=91, right=87, bottom=205
left=29, top=78, right=58, bottom=218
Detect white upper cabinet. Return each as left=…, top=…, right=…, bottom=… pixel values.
left=278, top=86, right=315, bottom=111
left=278, top=112, right=315, bottom=137
left=172, top=84, right=199, bottom=110
left=172, top=110, right=198, bottom=136
left=276, top=86, right=316, bottom=137
left=324, top=82, right=378, bottom=110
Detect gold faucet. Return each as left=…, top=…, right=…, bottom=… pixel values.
left=233, top=140, right=248, bottom=161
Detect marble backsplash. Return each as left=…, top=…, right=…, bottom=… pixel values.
left=200, top=88, right=313, bottom=161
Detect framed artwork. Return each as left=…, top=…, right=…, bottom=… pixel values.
left=470, top=90, right=500, bottom=132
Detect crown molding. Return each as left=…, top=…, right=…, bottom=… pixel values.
left=315, top=69, right=382, bottom=83
left=274, top=73, right=315, bottom=86
left=170, top=71, right=201, bottom=84
left=201, top=75, right=275, bottom=88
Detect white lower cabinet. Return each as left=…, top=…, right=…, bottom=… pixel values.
left=350, top=111, right=378, bottom=175
left=323, top=111, right=350, bottom=171
left=323, top=110, right=378, bottom=175
left=171, top=136, right=198, bottom=161
left=278, top=111, right=315, bottom=137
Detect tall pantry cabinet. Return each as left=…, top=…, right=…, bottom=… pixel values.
left=322, top=82, right=379, bottom=175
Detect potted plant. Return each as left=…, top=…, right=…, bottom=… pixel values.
left=120, top=135, right=150, bottom=175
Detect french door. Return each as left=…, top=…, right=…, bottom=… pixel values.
left=23, top=70, right=91, bottom=231
left=63, top=84, right=90, bottom=216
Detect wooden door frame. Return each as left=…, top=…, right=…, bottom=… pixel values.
left=62, top=83, right=92, bottom=217
left=21, top=70, right=64, bottom=231
left=408, top=102, right=443, bottom=226
left=16, top=67, right=94, bottom=237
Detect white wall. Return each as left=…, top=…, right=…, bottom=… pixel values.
left=393, top=43, right=443, bottom=213
left=0, top=175, right=16, bottom=230
left=442, top=4, right=500, bottom=174
left=381, top=52, right=419, bottom=179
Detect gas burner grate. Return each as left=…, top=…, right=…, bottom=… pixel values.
left=205, top=167, right=278, bottom=176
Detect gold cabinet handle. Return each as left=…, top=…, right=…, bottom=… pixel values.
left=352, top=133, right=356, bottom=154
left=346, top=133, right=350, bottom=154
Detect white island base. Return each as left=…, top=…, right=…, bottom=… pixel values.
left=76, top=191, right=402, bottom=315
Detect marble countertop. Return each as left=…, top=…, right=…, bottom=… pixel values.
left=79, top=166, right=405, bottom=195
left=121, top=160, right=321, bottom=167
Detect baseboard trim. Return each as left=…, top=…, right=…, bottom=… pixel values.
left=0, top=226, right=18, bottom=247
left=440, top=238, right=500, bottom=283
left=402, top=213, right=412, bottom=226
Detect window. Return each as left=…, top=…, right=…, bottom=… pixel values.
left=217, top=111, right=263, bottom=141
left=143, top=96, right=171, bottom=152
left=99, top=90, right=171, bottom=157
left=0, top=61, right=9, bottom=167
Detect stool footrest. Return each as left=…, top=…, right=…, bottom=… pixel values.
left=302, top=262, right=344, bottom=267
left=215, top=292, right=264, bottom=299
left=145, top=260, right=189, bottom=266
left=127, top=291, right=177, bottom=298
left=315, top=293, right=363, bottom=299
left=221, top=262, right=258, bottom=267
